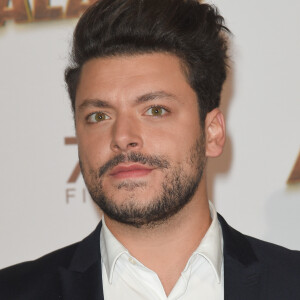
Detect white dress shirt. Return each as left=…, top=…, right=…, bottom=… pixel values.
left=100, top=201, right=224, bottom=299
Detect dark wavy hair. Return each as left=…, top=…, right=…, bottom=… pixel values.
left=65, top=0, right=229, bottom=125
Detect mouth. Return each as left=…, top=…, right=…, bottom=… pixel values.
left=109, top=163, right=154, bottom=179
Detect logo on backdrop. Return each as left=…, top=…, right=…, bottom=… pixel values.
left=65, top=136, right=92, bottom=204
left=0, top=0, right=97, bottom=26
left=287, top=151, right=300, bottom=185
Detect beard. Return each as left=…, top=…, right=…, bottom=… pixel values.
left=80, top=135, right=206, bottom=228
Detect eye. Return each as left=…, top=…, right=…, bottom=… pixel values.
left=87, top=112, right=110, bottom=123
left=145, top=106, right=168, bottom=117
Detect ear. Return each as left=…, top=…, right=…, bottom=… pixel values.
left=205, top=108, right=226, bottom=157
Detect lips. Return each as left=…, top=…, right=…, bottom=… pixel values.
left=109, top=164, right=154, bottom=179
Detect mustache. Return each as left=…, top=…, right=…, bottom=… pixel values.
left=98, top=152, right=170, bottom=177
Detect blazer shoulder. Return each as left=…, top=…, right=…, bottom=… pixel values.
left=218, top=213, right=300, bottom=266
left=0, top=241, right=79, bottom=274
left=247, top=234, right=300, bottom=297
left=219, top=214, right=300, bottom=299
left=0, top=242, right=79, bottom=299
left=245, top=234, right=300, bottom=265
left=0, top=222, right=102, bottom=299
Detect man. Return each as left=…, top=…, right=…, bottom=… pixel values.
left=0, top=0, right=299, bottom=299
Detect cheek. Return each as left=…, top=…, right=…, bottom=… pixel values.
left=142, top=116, right=201, bottom=159
left=77, top=133, right=111, bottom=170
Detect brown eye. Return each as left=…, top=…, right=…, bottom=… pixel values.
left=146, top=106, right=167, bottom=117
left=87, top=112, right=109, bottom=123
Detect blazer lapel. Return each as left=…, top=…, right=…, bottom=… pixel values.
left=59, top=222, right=104, bottom=300
left=218, top=214, right=262, bottom=300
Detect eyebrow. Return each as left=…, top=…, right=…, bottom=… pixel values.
left=77, top=91, right=177, bottom=111
left=77, top=99, right=112, bottom=111
left=135, top=91, right=177, bottom=103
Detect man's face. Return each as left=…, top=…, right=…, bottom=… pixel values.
left=75, top=53, right=207, bottom=227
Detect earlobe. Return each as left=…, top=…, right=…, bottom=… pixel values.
left=205, top=108, right=226, bottom=157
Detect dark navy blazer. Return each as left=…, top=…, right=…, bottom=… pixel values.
left=1, top=214, right=300, bottom=299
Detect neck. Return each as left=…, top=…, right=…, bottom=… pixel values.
left=104, top=178, right=211, bottom=295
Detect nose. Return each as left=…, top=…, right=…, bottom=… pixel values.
left=110, top=115, right=143, bottom=153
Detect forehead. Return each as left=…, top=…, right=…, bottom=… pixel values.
left=75, top=53, right=196, bottom=108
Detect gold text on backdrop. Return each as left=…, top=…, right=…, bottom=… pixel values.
left=287, top=151, right=300, bottom=184
left=0, top=0, right=97, bottom=26
left=65, top=137, right=80, bottom=183
left=65, top=188, right=90, bottom=203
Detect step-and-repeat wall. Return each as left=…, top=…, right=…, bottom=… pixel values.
left=0, top=0, right=299, bottom=268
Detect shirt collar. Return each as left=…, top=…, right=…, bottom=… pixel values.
left=100, top=217, right=128, bottom=284
left=192, top=201, right=223, bottom=283
left=100, top=201, right=223, bottom=284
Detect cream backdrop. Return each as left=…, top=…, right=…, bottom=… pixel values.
left=0, top=0, right=299, bottom=269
